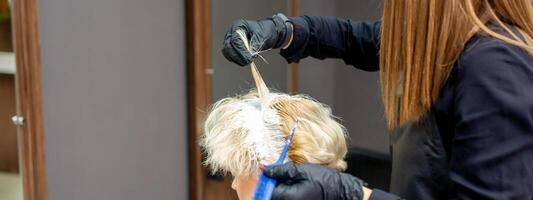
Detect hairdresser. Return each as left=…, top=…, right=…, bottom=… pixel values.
left=221, top=1, right=533, bottom=200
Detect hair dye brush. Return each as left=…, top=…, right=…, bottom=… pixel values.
left=252, top=120, right=298, bottom=200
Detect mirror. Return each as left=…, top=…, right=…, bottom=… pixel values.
left=0, top=0, right=23, bottom=199
left=188, top=0, right=390, bottom=199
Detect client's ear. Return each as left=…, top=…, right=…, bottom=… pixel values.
left=259, top=163, right=265, bottom=171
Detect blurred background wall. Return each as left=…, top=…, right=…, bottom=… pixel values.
left=38, top=0, right=188, bottom=199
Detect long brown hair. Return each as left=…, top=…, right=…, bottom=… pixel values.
left=380, top=0, right=533, bottom=129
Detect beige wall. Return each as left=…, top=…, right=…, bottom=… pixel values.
left=38, top=0, right=188, bottom=199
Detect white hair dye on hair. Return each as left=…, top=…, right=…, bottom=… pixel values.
left=236, top=100, right=285, bottom=165
left=201, top=91, right=349, bottom=177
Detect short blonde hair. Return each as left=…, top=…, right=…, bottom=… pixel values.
left=200, top=90, right=348, bottom=177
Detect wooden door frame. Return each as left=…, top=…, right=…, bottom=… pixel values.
left=287, top=0, right=299, bottom=94
left=11, top=0, right=48, bottom=200
left=185, top=0, right=211, bottom=199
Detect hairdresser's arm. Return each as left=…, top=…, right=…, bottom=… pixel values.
left=265, top=162, right=403, bottom=200
left=280, top=16, right=380, bottom=71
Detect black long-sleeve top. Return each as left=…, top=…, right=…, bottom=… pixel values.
left=280, top=16, right=533, bottom=200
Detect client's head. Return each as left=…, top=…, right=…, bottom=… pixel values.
left=200, top=90, right=348, bottom=200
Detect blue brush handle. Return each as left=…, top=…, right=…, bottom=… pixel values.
left=252, top=120, right=299, bottom=200
left=252, top=173, right=277, bottom=200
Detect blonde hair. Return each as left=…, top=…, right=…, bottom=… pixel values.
left=200, top=90, right=348, bottom=177
left=380, top=0, right=533, bottom=129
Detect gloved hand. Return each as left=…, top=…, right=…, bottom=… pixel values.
left=222, top=13, right=293, bottom=66
left=264, top=162, right=365, bottom=200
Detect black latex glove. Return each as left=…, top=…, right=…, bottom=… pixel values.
left=222, top=13, right=292, bottom=66
left=264, top=162, right=365, bottom=200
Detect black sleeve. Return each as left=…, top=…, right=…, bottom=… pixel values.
left=280, top=16, right=380, bottom=71
left=450, top=39, right=533, bottom=199
left=369, top=189, right=404, bottom=200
